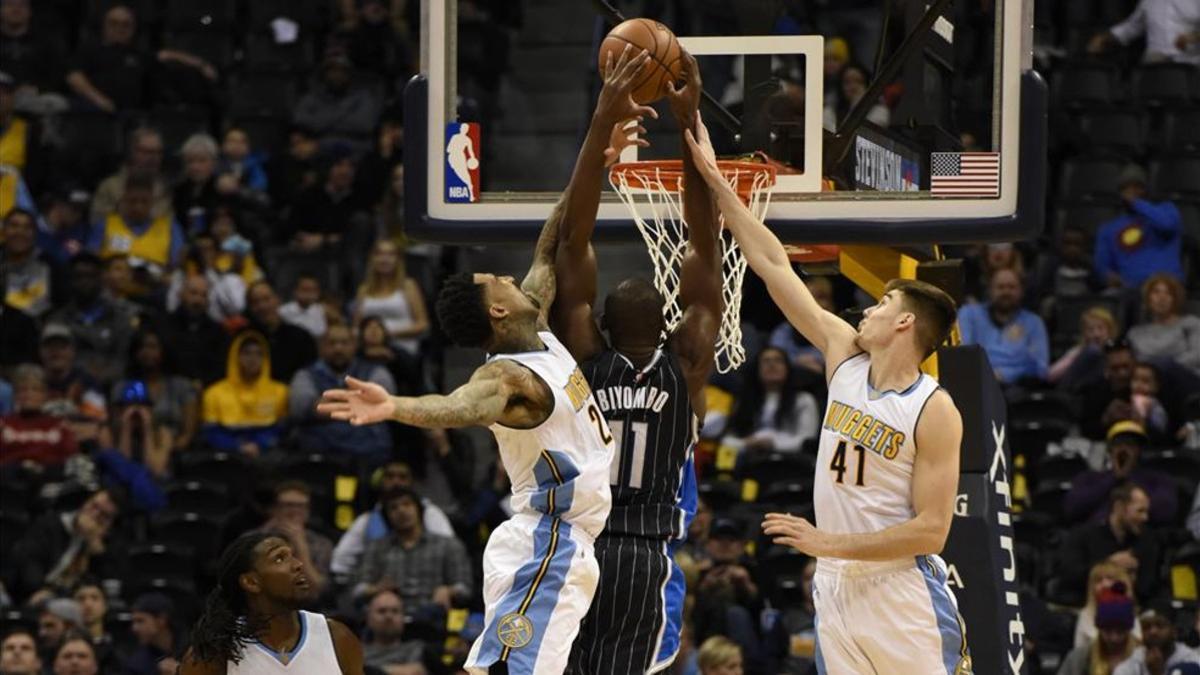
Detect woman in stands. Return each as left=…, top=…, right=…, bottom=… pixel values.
left=720, top=347, right=820, bottom=455
left=351, top=239, right=428, bottom=357
left=1073, top=561, right=1141, bottom=649
left=1128, top=273, right=1200, bottom=377
left=1049, top=306, right=1119, bottom=389
left=113, top=325, right=199, bottom=455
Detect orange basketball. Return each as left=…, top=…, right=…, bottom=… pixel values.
left=598, top=18, right=683, bottom=104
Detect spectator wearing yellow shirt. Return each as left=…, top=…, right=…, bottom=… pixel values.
left=200, top=331, right=288, bottom=456
left=88, top=172, right=185, bottom=284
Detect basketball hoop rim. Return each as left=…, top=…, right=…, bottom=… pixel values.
left=609, top=159, right=777, bottom=203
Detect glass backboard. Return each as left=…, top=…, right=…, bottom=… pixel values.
left=406, top=0, right=1045, bottom=244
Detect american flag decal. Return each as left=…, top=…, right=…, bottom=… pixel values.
left=931, top=152, right=1000, bottom=197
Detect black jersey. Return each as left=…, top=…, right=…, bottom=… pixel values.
left=581, top=347, right=696, bottom=539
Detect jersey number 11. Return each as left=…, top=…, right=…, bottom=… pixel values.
left=607, top=420, right=648, bottom=489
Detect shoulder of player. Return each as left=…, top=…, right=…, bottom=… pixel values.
left=178, top=649, right=226, bottom=675
left=476, top=358, right=550, bottom=399
left=824, top=347, right=866, bottom=384
left=326, top=617, right=360, bottom=647
left=326, top=618, right=365, bottom=672
left=914, top=389, right=962, bottom=445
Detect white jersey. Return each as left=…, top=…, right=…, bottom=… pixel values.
left=488, top=331, right=615, bottom=539
left=227, top=611, right=341, bottom=674
left=813, top=353, right=941, bottom=561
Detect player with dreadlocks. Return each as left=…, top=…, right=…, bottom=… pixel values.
left=179, top=531, right=364, bottom=674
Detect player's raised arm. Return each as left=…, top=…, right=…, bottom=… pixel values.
left=551, top=45, right=656, bottom=362
left=520, top=196, right=565, bottom=329
left=318, top=361, right=548, bottom=429
left=763, top=390, right=962, bottom=560
left=666, top=53, right=721, bottom=416
left=683, top=119, right=860, bottom=376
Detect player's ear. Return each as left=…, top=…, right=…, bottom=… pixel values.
left=239, top=571, right=261, bottom=595
left=489, top=303, right=509, bottom=320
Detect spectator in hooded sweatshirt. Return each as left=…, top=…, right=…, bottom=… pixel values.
left=200, top=330, right=288, bottom=456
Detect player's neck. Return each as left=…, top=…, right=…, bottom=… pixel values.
left=490, top=326, right=544, bottom=354
left=256, top=609, right=302, bottom=653
left=866, top=348, right=922, bottom=393
left=615, top=344, right=657, bottom=370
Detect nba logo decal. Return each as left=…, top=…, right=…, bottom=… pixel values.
left=445, top=122, right=481, bottom=203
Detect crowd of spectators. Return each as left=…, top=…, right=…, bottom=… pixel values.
left=0, top=1, right=1197, bottom=675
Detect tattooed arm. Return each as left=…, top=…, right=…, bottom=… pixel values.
left=521, top=198, right=565, bottom=329
left=318, top=361, right=553, bottom=429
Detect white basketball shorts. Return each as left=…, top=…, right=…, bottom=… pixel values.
left=813, top=555, right=972, bottom=675
left=465, top=513, right=600, bottom=675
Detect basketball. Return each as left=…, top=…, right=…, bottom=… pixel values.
left=598, top=18, right=683, bottom=104
left=467, top=157, right=479, bottom=170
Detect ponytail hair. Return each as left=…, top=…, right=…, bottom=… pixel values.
left=187, top=531, right=276, bottom=664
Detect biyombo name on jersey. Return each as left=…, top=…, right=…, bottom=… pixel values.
left=594, top=385, right=671, bottom=414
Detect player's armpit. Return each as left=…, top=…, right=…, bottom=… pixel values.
left=328, top=619, right=366, bottom=675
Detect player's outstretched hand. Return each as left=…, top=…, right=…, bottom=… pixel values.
left=762, top=512, right=830, bottom=557
left=317, top=376, right=394, bottom=426
left=683, top=113, right=727, bottom=190
left=604, top=118, right=650, bottom=167
left=596, top=44, right=659, bottom=127
left=665, top=50, right=701, bottom=128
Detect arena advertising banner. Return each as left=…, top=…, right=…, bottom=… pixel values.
left=938, top=346, right=1027, bottom=675
left=852, top=125, right=921, bottom=192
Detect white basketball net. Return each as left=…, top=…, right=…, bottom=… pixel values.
left=610, top=162, right=775, bottom=373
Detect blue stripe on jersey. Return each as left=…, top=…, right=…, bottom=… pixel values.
left=475, top=517, right=577, bottom=669
left=252, top=611, right=308, bottom=665
left=814, top=611, right=827, bottom=675
left=919, top=556, right=968, bottom=674
left=654, top=540, right=687, bottom=666
left=673, top=447, right=698, bottom=540
left=529, top=450, right=579, bottom=516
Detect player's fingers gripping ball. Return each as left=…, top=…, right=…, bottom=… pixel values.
left=598, top=18, right=684, bottom=104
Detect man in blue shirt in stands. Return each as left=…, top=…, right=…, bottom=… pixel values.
left=1094, top=163, right=1184, bottom=290
left=958, top=267, right=1050, bottom=384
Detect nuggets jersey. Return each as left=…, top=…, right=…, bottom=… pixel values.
left=581, top=348, right=696, bottom=539
left=227, top=611, right=341, bottom=674
left=810, top=353, right=970, bottom=674
left=814, top=353, right=941, bottom=547
left=487, top=331, right=615, bottom=539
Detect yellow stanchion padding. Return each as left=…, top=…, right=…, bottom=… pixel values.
left=335, top=505, right=355, bottom=531
left=1171, top=564, right=1197, bottom=601
left=716, top=445, right=738, bottom=472
left=447, top=608, right=468, bottom=632
left=742, top=479, right=759, bottom=502
left=335, top=475, right=357, bottom=502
